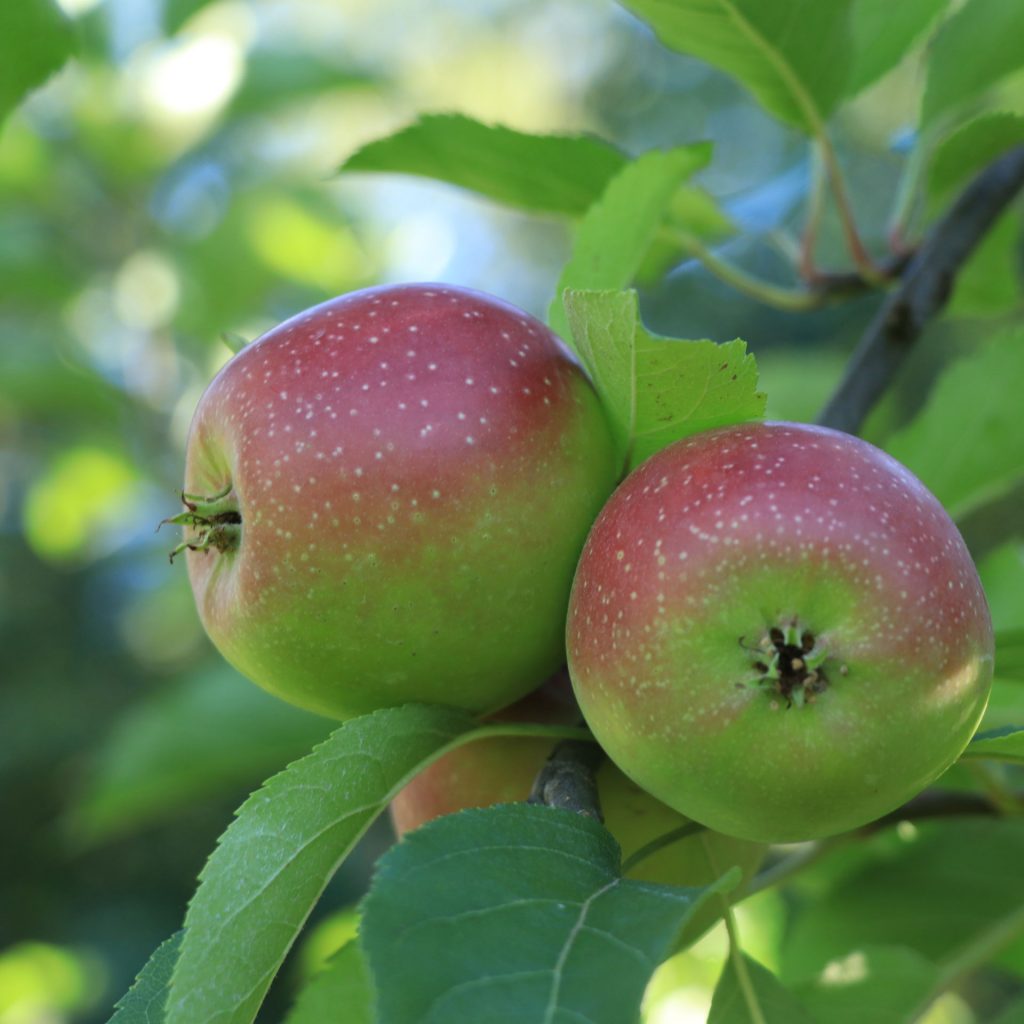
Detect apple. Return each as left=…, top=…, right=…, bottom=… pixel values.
left=175, top=284, right=618, bottom=719
left=567, top=421, right=994, bottom=844
left=390, top=672, right=765, bottom=940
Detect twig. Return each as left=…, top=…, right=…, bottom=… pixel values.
left=621, top=822, right=705, bottom=874
left=863, top=787, right=1011, bottom=832
left=906, top=901, right=1024, bottom=1022
left=817, top=145, right=1024, bottom=435
left=739, top=785, right=1020, bottom=902
left=817, top=133, right=885, bottom=284
left=527, top=738, right=605, bottom=821
left=704, top=838, right=769, bottom=1024
left=669, top=229, right=909, bottom=312
left=742, top=838, right=847, bottom=899
left=799, top=139, right=828, bottom=282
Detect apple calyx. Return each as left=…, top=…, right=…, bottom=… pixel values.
left=743, top=620, right=841, bottom=709
left=163, top=485, right=240, bottom=563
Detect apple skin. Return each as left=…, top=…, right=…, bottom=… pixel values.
left=567, top=421, right=994, bottom=844
left=181, top=284, right=618, bottom=719
left=390, top=673, right=765, bottom=940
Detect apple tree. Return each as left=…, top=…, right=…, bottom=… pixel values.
left=6, top=1, right=1024, bottom=1022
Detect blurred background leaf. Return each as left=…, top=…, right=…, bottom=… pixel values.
left=920, top=0, right=1024, bottom=135
left=69, top=667, right=334, bottom=844
left=0, top=0, right=77, bottom=125
left=885, top=325, right=1024, bottom=520
left=618, top=0, right=853, bottom=133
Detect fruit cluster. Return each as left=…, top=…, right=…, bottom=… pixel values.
left=177, top=283, right=993, bottom=856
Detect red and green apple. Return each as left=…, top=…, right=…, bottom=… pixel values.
left=176, top=284, right=618, bottom=719
left=567, top=421, right=994, bottom=844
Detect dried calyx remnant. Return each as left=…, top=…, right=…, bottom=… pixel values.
left=741, top=621, right=846, bottom=709
left=161, top=484, right=241, bottom=562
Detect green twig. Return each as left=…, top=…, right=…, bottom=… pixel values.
left=666, top=229, right=906, bottom=313
left=620, top=822, right=705, bottom=875
left=907, top=901, right=1024, bottom=1022
left=669, top=229, right=823, bottom=311
left=742, top=838, right=847, bottom=900
left=703, top=841, right=768, bottom=1024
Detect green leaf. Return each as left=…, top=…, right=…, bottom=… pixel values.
left=229, top=54, right=376, bottom=119
left=668, top=184, right=736, bottom=241
left=708, top=953, right=816, bottom=1024
left=992, top=995, right=1024, bottom=1024
left=563, top=289, right=765, bottom=470
left=884, top=325, right=1024, bottom=520
left=920, top=0, right=1024, bottom=132
left=964, top=725, right=1024, bottom=764
left=759, top=348, right=847, bottom=424
left=548, top=145, right=711, bottom=343
left=165, top=704, right=478, bottom=1024
left=107, top=932, right=182, bottom=1024
left=283, top=940, right=374, bottom=1024
left=927, top=113, right=1024, bottom=210
left=72, top=668, right=334, bottom=843
left=361, top=803, right=737, bottom=1024
left=0, top=0, right=76, bottom=126
left=980, top=543, right=1024, bottom=632
left=619, top=0, right=854, bottom=133
left=994, top=629, right=1024, bottom=679
left=982, top=679, right=1024, bottom=734
left=340, top=114, right=628, bottom=216
left=638, top=183, right=737, bottom=285
left=945, top=210, right=1022, bottom=317
left=792, top=945, right=938, bottom=1024
left=163, top=0, right=216, bottom=33
left=846, top=0, right=948, bottom=98
left=780, top=819, right=1024, bottom=979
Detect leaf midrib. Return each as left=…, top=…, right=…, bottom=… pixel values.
left=714, top=0, right=829, bottom=137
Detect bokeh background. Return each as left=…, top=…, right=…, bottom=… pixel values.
left=2, top=1, right=1021, bottom=1021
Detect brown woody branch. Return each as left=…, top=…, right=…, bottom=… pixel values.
left=527, top=738, right=605, bottom=821
left=817, top=144, right=1024, bottom=434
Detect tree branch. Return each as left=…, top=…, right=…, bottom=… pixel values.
left=863, top=786, right=1014, bottom=832
left=527, top=738, right=605, bottom=821
left=817, top=144, right=1024, bottom=435
left=745, top=786, right=1018, bottom=899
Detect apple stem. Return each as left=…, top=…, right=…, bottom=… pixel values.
left=162, top=483, right=241, bottom=563
left=620, top=822, right=705, bottom=875
left=168, top=518, right=240, bottom=563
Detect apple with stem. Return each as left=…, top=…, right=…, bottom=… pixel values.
left=172, top=284, right=618, bottom=719
left=390, top=672, right=765, bottom=940
left=567, top=421, right=994, bottom=843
